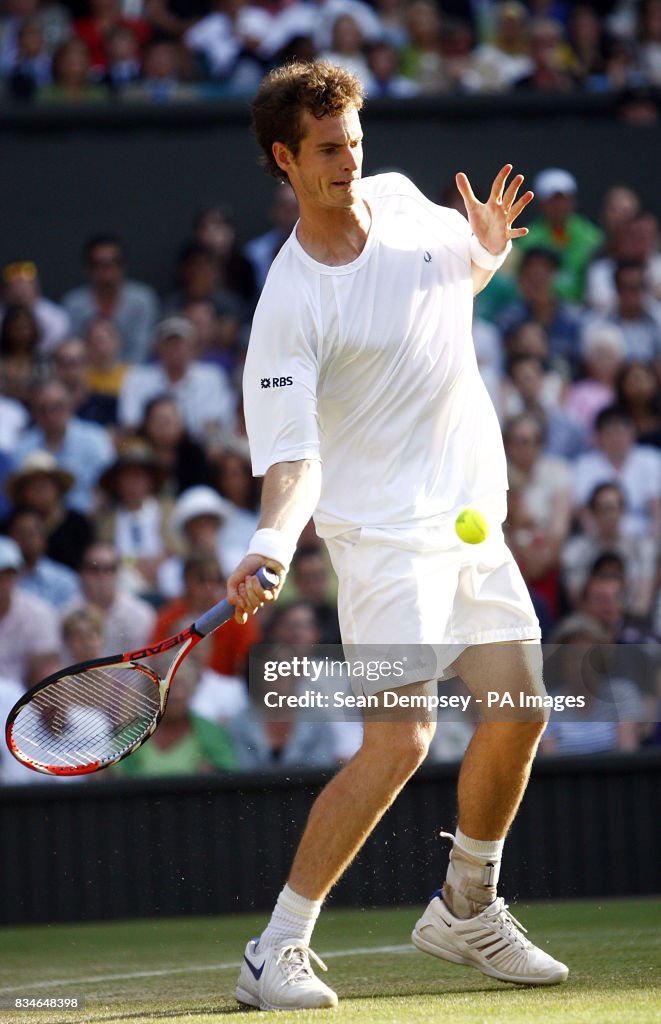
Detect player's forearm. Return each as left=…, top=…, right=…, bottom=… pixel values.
left=471, top=264, right=497, bottom=295
left=258, top=458, right=322, bottom=541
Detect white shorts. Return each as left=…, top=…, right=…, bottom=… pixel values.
left=325, top=501, right=540, bottom=691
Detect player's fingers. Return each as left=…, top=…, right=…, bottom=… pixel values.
left=455, top=172, right=478, bottom=207
left=509, top=226, right=529, bottom=238
left=502, top=174, right=524, bottom=211
left=490, top=164, right=512, bottom=203
left=508, top=190, right=534, bottom=222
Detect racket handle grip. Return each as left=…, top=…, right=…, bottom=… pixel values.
left=193, top=566, right=280, bottom=637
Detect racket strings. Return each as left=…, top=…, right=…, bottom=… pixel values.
left=11, top=664, right=162, bottom=770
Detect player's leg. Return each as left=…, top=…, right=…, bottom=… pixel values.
left=412, top=640, right=568, bottom=985
left=237, top=680, right=436, bottom=1010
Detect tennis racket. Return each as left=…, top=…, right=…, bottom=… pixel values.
left=5, top=566, right=279, bottom=777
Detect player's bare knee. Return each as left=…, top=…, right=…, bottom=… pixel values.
left=362, top=719, right=434, bottom=775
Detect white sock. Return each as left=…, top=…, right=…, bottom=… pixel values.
left=259, top=884, right=323, bottom=950
left=454, top=828, right=505, bottom=884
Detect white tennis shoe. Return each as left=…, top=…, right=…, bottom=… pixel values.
left=412, top=892, right=569, bottom=986
left=236, top=938, right=339, bottom=1010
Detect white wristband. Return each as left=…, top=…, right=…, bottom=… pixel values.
left=469, top=235, right=512, bottom=271
left=247, top=528, right=296, bottom=572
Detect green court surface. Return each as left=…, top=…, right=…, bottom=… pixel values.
left=0, top=899, right=659, bottom=1024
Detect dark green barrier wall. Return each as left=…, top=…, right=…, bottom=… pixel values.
left=0, top=751, right=658, bottom=925
left=2, top=94, right=660, bottom=299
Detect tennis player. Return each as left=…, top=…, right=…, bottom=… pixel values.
left=228, top=61, right=568, bottom=1010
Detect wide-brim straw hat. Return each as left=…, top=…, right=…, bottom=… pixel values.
left=99, top=440, right=169, bottom=495
left=5, top=450, right=75, bottom=502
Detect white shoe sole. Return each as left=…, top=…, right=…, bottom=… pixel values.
left=411, top=927, right=569, bottom=986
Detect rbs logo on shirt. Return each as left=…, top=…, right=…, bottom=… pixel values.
left=261, top=377, right=293, bottom=389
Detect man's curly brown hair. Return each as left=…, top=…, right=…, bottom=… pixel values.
left=251, top=61, right=365, bottom=181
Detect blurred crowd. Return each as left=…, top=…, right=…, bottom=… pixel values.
left=0, top=160, right=659, bottom=784
left=1, top=0, right=661, bottom=105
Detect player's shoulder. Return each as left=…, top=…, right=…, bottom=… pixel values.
left=363, top=171, right=470, bottom=235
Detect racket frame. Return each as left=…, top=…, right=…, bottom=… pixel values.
left=5, top=565, right=279, bottom=776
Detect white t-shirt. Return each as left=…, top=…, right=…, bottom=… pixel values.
left=244, top=172, right=508, bottom=538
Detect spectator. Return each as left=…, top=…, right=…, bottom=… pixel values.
left=470, top=2, right=532, bottom=92
left=96, top=439, right=172, bottom=594
left=0, top=390, right=28, bottom=455
left=607, top=260, right=661, bottom=365
left=60, top=604, right=105, bottom=663
left=0, top=535, right=60, bottom=687
left=158, top=484, right=241, bottom=589
left=210, top=446, right=260, bottom=554
left=585, top=212, right=661, bottom=316
left=61, top=233, right=159, bottom=365
left=84, top=318, right=128, bottom=398
left=118, top=656, right=237, bottom=776
left=0, top=302, right=47, bottom=405
left=372, top=0, right=409, bottom=49
left=539, top=614, right=643, bottom=756
left=51, top=335, right=118, bottom=429
left=121, top=38, right=196, bottom=102
left=561, top=482, right=657, bottom=618
left=5, top=15, right=52, bottom=101
left=501, top=353, right=586, bottom=459
left=183, top=297, right=244, bottom=382
left=566, top=3, right=608, bottom=88
left=38, top=36, right=108, bottom=103
left=580, top=572, right=658, bottom=646
left=98, top=23, right=142, bottom=92
left=572, top=405, right=661, bottom=539
left=12, top=379, right=114, bottom=514
left=289, top=545, right=341, bottom=644
left=6, top=505, right=80, bottom=609
left=364, top=39, right=420, bottom=98
left=0, top=0, right=70, bottom=80
left=320, top=13, right=371, bottom=89
left=64, top=540, right=156, bottom=654
left=164, top=240, right=246, bottom=321
left=183, top=0, right=271, bottom=93
left=3, top=450, right=93, bottom=570
left=118, top=315, right=236, bottom=446
left=562, top=321, right=626, bottom=435
left=513, top=17, right=577, bottom=93
left=504, top=411, right=572, bottom=619
left=637, top=0, right=661, bottom=86
left=151, top=552, right=260, bottom=678
left=227, top=644, right=338, bottom=770
left=497, top=247, right=583, bottom=376
left=191, top=204, right=256, bottom=306
left=518, top=168, right=604, bottom=304
left=243, top=184, right=299, bottom=294
left=137, top=393, right=211, bottom=495
left=0, top=260, right=70, bottom=356
left=74, top=0, right=151, bottom=76
left=614, top=360, right=661, bottom=447
left=400, top=0, right=449, bottom=94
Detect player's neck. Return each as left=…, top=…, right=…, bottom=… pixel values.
left=295, top=199, right=371, bottom=267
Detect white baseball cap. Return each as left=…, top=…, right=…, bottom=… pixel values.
left=534, top=168, right=578, bottom=201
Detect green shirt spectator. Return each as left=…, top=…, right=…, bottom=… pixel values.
left=519, top=168, right=604, bottom=303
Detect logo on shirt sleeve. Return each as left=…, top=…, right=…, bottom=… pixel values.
left=260, top=376, right=293, bottom=389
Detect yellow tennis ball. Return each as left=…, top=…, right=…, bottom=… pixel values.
left=455, top=507, right=489, bottom=544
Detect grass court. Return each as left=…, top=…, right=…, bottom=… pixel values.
left=0, top=898, right=659, bottom=1023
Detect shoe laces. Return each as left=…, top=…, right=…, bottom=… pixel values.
left=276, top=944, right=328, bottom=983
left=486, top=898, right=530, bottom=947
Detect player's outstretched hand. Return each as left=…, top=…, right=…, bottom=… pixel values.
left=227, top=554, right=284, bottom=624
left=456, top=164, right=533, bottom=255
